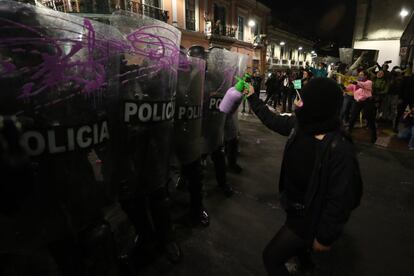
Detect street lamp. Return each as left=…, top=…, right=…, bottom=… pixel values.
left=400, top=9, right=409, bottom=18
left=248, top=20, right=256, bottom=27
left=280, top=41, right=285, bottom=46
left=298, top=46, right=303, bottom=50
left=311, top=50, right=316, bottom=54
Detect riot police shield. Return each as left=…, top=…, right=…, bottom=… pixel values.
left=224, top=53, right=248, bottom=141
left=202, top=48, right=242, bottom=154
left=110, top=11, right=181, bottom=197
left=0, top=1, right=123, bottom=273
left=237, top=53, right=249, bottom=80
left=173, top=52, right=205, bottom=165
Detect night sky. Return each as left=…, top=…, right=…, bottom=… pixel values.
left=259, top=0, right=357, bottom=55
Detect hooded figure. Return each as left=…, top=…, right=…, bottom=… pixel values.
left=294, top=78, right=343, bottom=135
left=245, top=78, right=362, bottom=276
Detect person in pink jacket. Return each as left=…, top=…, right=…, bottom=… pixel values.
left=347, top=71, right=377, bottom=143
left=346, top=78, right=373, bottom=102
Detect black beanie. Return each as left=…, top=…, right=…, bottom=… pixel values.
left=295, top=78, right=343, bottom=135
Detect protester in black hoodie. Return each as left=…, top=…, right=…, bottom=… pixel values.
left=264, top=72, right=279, bottom=108
left=395, top=70, right=414, bottom=131
left=245, top=78, right=363, bottom=276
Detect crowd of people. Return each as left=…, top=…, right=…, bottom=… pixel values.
left=263, top=69, right=312, bottom=113
left=262, top=59, right=414, bottom=149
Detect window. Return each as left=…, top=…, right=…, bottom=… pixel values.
left=95, top=0, right=110, bottom=13
left=143, top=0, right=161, bottom=8
left=140, top=0, right=167, bottom=22
left=274, top=45, right=280, bottom=59
left=237, top=16, right=244, bottom=41
left=252, top=22, right=260, bottom=37
left=214, top=4, right=226, bottom=35
left=186, top=0, right=196, bottom=31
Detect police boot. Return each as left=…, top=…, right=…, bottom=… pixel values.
left=183, top=160, right=210, bottom=227
left=119, top=198, right=159, bottom=267
left=149, top=188, right=182, bottom=264
left=211, top=147, right=234, bottom=197
left=163, top=241, right=182, bottom=264
left=226, top=138, right=243, bottom=174
left=190, top=208, right=210, bottom=227
left=78, top=220, right=119, bottom=276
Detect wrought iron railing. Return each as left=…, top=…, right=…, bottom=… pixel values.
left=186, top=9, right=196, bottom=31
left=212, top=23, right=237, bottom=38
left=43, top=0, right=65, bottom=11
left=130, top=2, right=169, bottom=23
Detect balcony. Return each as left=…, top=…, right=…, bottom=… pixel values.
left=206, top=22, right=238, bottom=45
left=130, top=2, right=169, bottom=23
left=186, top=9, right=196, bottom=31
left=42, top=0, right=66, bottom=12
left=253, top=34, right=267, bottom=49
left=213, top=24, right=237, bottom=38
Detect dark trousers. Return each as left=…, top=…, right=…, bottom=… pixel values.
left=181, top=159, right=204, bottom=213
left=211, top=146, right=227, bottom=186
left=264, top=93, right=274, bottom=105
left=48, top=221, right=117, bottom=276
left=348, top=99, right=377, bottom=141
left=264, top=93, right=279, bottom=109
left=263, top=225, right=310, bottom=276
left=225, top=138, right=239, bottom=166
left=48, top=237, right=84, bottom=276
left=254, top=85, right=261, bottom=98
left=120, top=187, right=174, bottom=246
left=341, top=94, right=355, bottom=123
left=394, top=100, right=414, bottom=129
left=282, top=88, right=294, bottom=113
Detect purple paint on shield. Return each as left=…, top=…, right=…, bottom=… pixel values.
left=0, top=61, right=16, bottom=74
left=0, top=16, right=122, bottom=98
left=0, top=13, right=182, bottom=101
left=126, top=25, right=181, bottom=70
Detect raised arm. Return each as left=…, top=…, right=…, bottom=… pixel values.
left=247, top=95, right=296, bottom=136
left=348, top=52, right=365, bottom=73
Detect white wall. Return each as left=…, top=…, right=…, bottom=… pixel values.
left=353, top=40, right=401, bottom=69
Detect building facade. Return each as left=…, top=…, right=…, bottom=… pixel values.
left=353, top=0, right=413, bottom=68
left=39, top=0, right=114, bottom=13
left=38, top=1, right=316, bottom=73
left=266, top=25, right=314, bottom=70
left=166, top=0, right=272, bottom=73
left=39, top=0, right=271, bottom=73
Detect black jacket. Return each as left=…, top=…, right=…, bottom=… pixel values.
left=265, top=76, right=279, bottom=95
left=401, top=75, right=414, bottom=103
left=248, top=96, right=362, bottom=246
